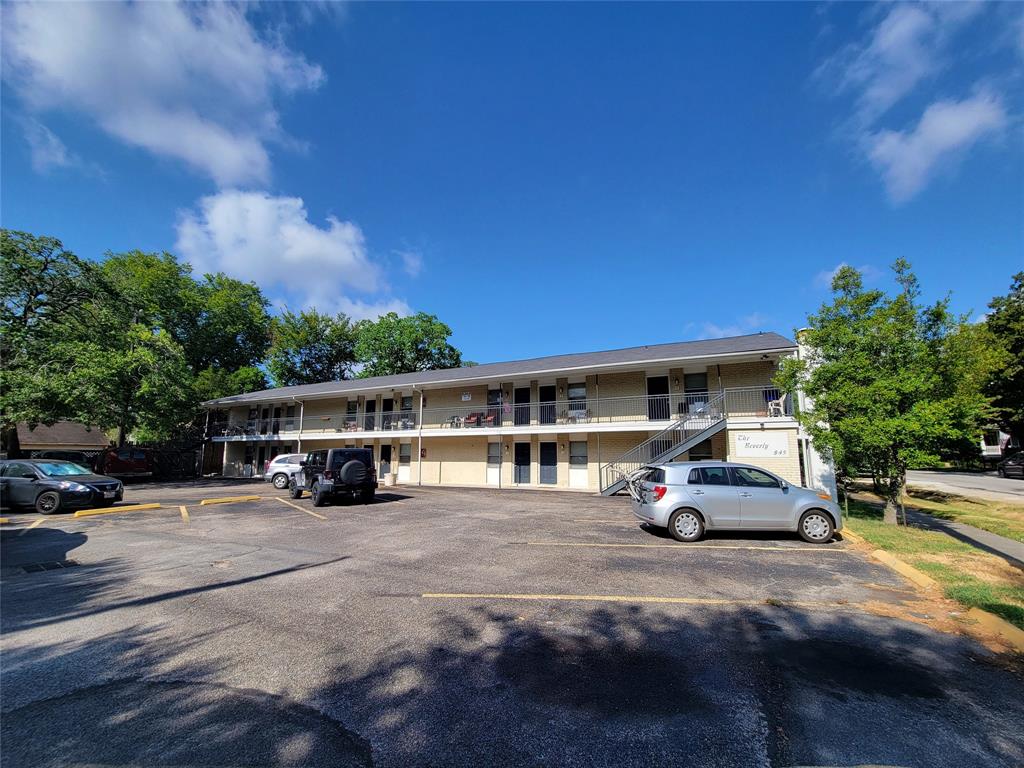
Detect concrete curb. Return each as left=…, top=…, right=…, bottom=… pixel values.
left=870, top=548, right=938, bottom=589
left=199, top=495, right=261, bottom=506
left=74, top=503, right=162, bottom=518
left=967, top=608, right=1024, bottom=653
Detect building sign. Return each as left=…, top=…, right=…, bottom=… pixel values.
left=734, top=431, right=789, bottom=458
left=461, top=392, right=472, bottom=402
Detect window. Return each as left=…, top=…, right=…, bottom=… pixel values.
left=399, top=444, right=412, bottom=465
left=487, top=442, right=501, bottom=466
left=696, top=466, right=731, bottom=486
left=983, top=429, right=1000, bottom=447
left=285, top=405, right=296, bottom=430
left=401, top=396, right=413, bottom=411
left=731, top=466, right=780, bottom=488
left=688, top=468, right=701, bottom=484
left=683, top=372, right=708, bottom=392
left=346, top=401, right=358, bottom=426
left=645, top=467, right=666, bottom=484
left=2, top=462, right=36, bottom=478
left=567, top=384, right=586, bottom=402
left=569, top=441, right=587, bottom=465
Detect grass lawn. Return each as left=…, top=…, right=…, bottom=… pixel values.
left=844, top=499, right=1024, bottom=630
left=851, top=482, right=1024, bottom=543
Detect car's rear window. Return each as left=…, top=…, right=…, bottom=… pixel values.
left=644, top=467, right=665, bottom=484
left=331, top=450, right=372, bottom=466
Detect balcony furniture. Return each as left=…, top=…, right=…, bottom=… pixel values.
left=445, top=415, right=464, bottom=429
left=768, top=393, right=787, bottom=417
left=568, top=408, right=591, bottom=424
left=480, top=413, right=497, bottom=427
left=464, top=412, right=484, bottom=428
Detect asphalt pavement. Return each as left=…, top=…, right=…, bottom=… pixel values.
left=907, top=469, right=1024, bottom=503
left=2, top=485, right=1022, bottom=767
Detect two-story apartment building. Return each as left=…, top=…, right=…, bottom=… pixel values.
left=203, top=332, right=833, bottom=496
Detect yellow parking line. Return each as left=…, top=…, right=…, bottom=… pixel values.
left=524, top=541, right=849, bottom=553
left=199, top=495, right=261, bottom=506
left=179, top=505, right=190, bottom=525
left=17, top=518, right=45, bottom=536
left=74, top=503, right=162, bottom=518
left=275, top=496, right=327, bottom=520
left=422, top=592, right=839, bottom=607
left=0, top=517, right=10, bottom=524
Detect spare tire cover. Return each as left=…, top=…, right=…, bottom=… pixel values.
left=339, top=459, right=368, bottom=485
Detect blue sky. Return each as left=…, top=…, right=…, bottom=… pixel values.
left=2, top=2, right=1021, bottom=363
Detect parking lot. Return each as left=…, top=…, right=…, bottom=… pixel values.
left=2, top=483, right=1023, bottom=768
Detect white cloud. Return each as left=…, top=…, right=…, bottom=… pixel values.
left=817, top=3, right=982, bottom=127
left=397, top=249, right=424, bottom=278
left=1, top=2, right=323, bottom=185
left=865, top=89, right=1006, bottom=203
left=20, top=117, right=74, bottom=173
left=176, top=190, right=410, bottom=318
left=697, top=313, right=770, bottom=340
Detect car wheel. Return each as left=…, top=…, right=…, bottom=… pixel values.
left=667, top=508, right=704, bottom=542
left=799, top=510, right=834, bottom=543
left=311, top=482, right=328, bottom=507
left=272, top=473, right=289, bottom=490
left=288, top=480, right=303, bottom=500
left=360, top=488, right=374, bottom=504
left=35, top=491, right=62, bottom=515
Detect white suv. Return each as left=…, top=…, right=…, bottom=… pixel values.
left=264, top=454, right=306, bottom=490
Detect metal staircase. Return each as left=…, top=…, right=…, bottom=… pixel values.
left=598, top=392, right=727, bottom=496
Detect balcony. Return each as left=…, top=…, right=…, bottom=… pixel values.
left=207, top=386, right=791, bottom=440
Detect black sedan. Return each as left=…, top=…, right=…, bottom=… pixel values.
left=996, top=453, right=1024, bottom=479
left=0, top=459, right=123, bottom=514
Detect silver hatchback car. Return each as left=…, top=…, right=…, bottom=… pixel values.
left=628, top=462, right=842, bottom=543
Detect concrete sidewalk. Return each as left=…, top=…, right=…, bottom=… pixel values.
left=903, top=508, right=1024, bottom=570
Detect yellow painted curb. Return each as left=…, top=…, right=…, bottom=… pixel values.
left=841, top=528, right=865, bottom=544
left=0, top=517, right=10, bottom=524
left=870, top=549, right=938, bottom=589
left=74, top=503, right=162, bottom=518
left=967, top=607, right=1024, bottom=652
left=199, top=495, right=261, bottom=506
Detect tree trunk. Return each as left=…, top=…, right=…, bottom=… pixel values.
left=1, top=423, right=23, bottom=459
left=883, top=494, right=898, bottom=525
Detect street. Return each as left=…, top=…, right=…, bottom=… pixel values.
left=907, top=469, right=1024, bottom=503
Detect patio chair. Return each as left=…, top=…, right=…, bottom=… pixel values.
left=464, top=412, right=483, bottom=427
left=768, top=392, right=787, bottom=417
left=480, top=412, right=497, bottom=427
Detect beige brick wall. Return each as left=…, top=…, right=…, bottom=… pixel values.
left=725, top=427, right=801, bottom=484
left=596, top=371, right=646, bottom=400
left=718, top=361, right=776, bottom=389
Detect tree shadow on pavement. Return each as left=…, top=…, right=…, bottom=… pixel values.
left=308, top=603, right=1024, bottom=768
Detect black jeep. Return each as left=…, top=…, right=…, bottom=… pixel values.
left=289, top=448, right=377, bottom=506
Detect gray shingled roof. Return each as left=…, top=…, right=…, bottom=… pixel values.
left=204, top=332, right=796, bottom=407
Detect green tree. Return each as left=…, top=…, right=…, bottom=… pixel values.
left=267, top=309, right=357, bottom=386
left=0, top=230, right=101, bottom=456
left=355, top=312, right=462, bottom=378
left=777, top=261, right=998, bottom=524
left=985, top=273, right=1024, bottom=446
left=186, top=273, right=271, bottom=373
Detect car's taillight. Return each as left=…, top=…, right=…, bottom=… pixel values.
left=651, top=485, right=667, bottom=502
left=264, top=460, right=270, bottom=473
left=324, top=469, right=334, bottom=480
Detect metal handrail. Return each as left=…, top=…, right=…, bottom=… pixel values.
left=206, top=386, right=789, bottom=438
left=598, top=393, right=727, bottom=492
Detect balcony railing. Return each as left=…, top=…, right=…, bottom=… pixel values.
left=206, top=386, right=791, bottom=438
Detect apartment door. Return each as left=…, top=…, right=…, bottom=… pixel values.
left=569, top=441, right=588, bottom=488
left=539, top=385, right=557, bottom=424
left=272, top=407, right=282, bottom=434
left=380, top=444, right=392, bottom=476
left=514, top=387, right=531, bottom=425
left=365, top=399, right=376, bottom=430
left=647, top=376, right=670, bottom=420
left=514, top=443, right=531, bottom=484
left=539, top=442, right=557, bottom=485
left=487, top=389, right=503, bottom=427
left=382, top=398, right=394, bottom=430
left=486, top=442, right=501, bottom=485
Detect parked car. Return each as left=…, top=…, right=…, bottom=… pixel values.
left=996, top=453, right=1023, bottom=479
left=36, top=450, right=96, bottom=468
left=264, top=453, right=306, bottom=490
left=628, top=461, right=842, bottom=543
left=0, top=459, right=123, bottom=514
left=289, top=448, right=377, bottom=506
left=95, top=447, right=154, bottom=478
